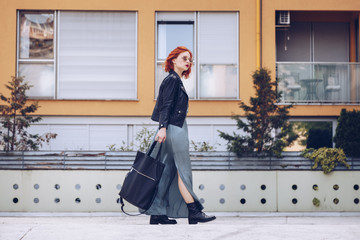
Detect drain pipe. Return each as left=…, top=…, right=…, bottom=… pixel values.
left=256, top=0, right=262, bottom=69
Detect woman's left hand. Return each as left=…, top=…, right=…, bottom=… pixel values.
left=155, top=128, right=166, bottom=143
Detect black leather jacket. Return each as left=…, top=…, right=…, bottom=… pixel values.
left=151, top=70, right=189, bottom=129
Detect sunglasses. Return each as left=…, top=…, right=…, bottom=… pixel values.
left=182, top=56, right=193, bottom=63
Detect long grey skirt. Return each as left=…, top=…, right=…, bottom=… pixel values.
left=145, top=120, right=203, bottom=218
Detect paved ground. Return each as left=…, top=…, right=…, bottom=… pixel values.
left=1, top=213, right=360, bottom=240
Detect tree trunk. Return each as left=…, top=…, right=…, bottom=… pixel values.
left=11, top=111, right=16, bottom=151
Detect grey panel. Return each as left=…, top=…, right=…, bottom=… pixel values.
left=276, top=22, right=311, bottom=62
left=313, top=22, right=349, bottom=62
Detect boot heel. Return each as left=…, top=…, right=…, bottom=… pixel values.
left=150, top=220, right=159, bottom=225
left=150, top=215, right=177, bottom=225
left=188, top=218, right=198, bottom=224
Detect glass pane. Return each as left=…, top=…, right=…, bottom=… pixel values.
left=58, top=12, right=137, bottom=100
left=276, top=22, right=311, bottom=62
left=313, top=22, right=349, bottom=62
left=198, top=12, right=238, bottom=64
left=20, top=12, right=54, bottom=59
left=157, top=12, right=194, bottom=22
left=199, top=64, right=237, bottom=99
left=157, top=23, right=193, bottom=60
left=18, top=63, right=54, bottom=98
left=285, top=121, right=333, bottom=152
left=156, top=63, right=195, bottom=99
left=277, top=62, right=351, bottom=103
left=351, top=64, right=360, bottom=103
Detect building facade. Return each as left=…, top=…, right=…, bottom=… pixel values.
left=0, top=0, right=359, bottom=151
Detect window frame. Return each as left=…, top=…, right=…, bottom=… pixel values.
left=155, top=11, right=239, bottom=100
left=17, top=10, right=57, bottom=99
left=16, top=10, right=138, bottom=100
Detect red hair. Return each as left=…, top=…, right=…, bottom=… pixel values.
left=164, top=46, right=192, bottom=79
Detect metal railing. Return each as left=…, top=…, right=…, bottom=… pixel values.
left=0, top=151, right=359, bottom=171
left=276, top=62, right=360, bottom=104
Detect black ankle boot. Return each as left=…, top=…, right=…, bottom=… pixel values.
left=150, top=215, right=177, bottom=225
left=187, top=202, right=216, bottom=224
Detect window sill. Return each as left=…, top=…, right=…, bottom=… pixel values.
left=153, top=99, right=240, bottom=102
left=29, top=98, right=140, bottom=102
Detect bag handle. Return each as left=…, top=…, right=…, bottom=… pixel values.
left=146, top=141, right=162, bottom=160
left=119, top=197, right=146, bottom=216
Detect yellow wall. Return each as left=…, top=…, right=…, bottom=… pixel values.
left=0, top=0, right=359, bottom=118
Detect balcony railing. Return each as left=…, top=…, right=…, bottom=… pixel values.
left=276, top=62, right=360, bottom=104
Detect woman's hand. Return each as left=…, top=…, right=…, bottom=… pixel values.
left=155, top=128, right=166, bottom=143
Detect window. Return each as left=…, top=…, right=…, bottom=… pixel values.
left=156, top=12, right=239, bottom=99
left=285, top=121, right=334, bottom=151
left=276, top=20, right=350, bottom=103
left=276, top=22, right=349, bottom=62
left=17, top=11, right=137, bottom=100
left=19, top=12, right=55, bottom=98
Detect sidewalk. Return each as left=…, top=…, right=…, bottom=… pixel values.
left=1, top=213, right=360, bottom=240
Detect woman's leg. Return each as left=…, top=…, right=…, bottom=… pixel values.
left=178, top=172, right=194, bottom=203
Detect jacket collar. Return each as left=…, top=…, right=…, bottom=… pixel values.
left=169, top=69, right=181, bottom=79
left=169, top=70, right=188, bottom=97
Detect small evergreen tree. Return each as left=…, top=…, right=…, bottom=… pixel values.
left=334, top=109, right=360, bottom=157
left=0, top=76, right=56, bottom=151
left=218, top=68, right=298, bottom=157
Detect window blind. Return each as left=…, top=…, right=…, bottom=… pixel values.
left=58, top=11, right=137, bottom=99
left=198, top=12, right=238, bottom=99
left=198, top=12, right=238, bottom=65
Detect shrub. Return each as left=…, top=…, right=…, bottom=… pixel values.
left=190, top=141, right=218, bottom=152
left=108, top=126, right=155, bottom=152
left=135, top=126, right=156, bottom=152
left=333, top=109, right=360, bottom=157
left=218, top=68, right=298, bottom=157
left=302, top=147, right=350, bottom=174
left=307, top=128, right=332, bottom=149
left=0, top=76, right=56, bottom=151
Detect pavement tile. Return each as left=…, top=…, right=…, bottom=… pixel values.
left=0, top=215, right=360, bottom=240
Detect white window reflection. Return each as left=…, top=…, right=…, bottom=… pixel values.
left=156, top=63, right=195, bottom=99
left=20, top=13, right=54, bottom=59
left=19, top=63, right=54, bottom=98
left=200, top=65, right=237, bottom=99
left=158, top=23, right=194, bottom=60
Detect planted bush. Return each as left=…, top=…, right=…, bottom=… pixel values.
left=334, top=109, right=360, bottom=157
left=0, top=76, right=56, bottom=151
left=302, top=147, right=350, bottom=174
left=219, top=68, right=298, bottom=157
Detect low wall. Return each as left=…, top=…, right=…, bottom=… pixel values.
left=1, top=170, right=359, bottom=212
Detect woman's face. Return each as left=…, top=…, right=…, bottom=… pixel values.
left=172, top=51, right=192, bottom=73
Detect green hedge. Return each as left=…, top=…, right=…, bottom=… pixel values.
left=334, top=109, right=360, bottom=157
left=307, top=127, right=332, bottom=149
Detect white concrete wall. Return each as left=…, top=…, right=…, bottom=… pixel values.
left=1, top=170, right=359, bottom=212
left=28, top=117, right=238, bottom=151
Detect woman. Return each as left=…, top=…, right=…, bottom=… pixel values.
left=148, top=46, right=216, bottom=225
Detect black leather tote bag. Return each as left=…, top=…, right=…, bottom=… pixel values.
left=119, top=141, right=164, bottom=214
